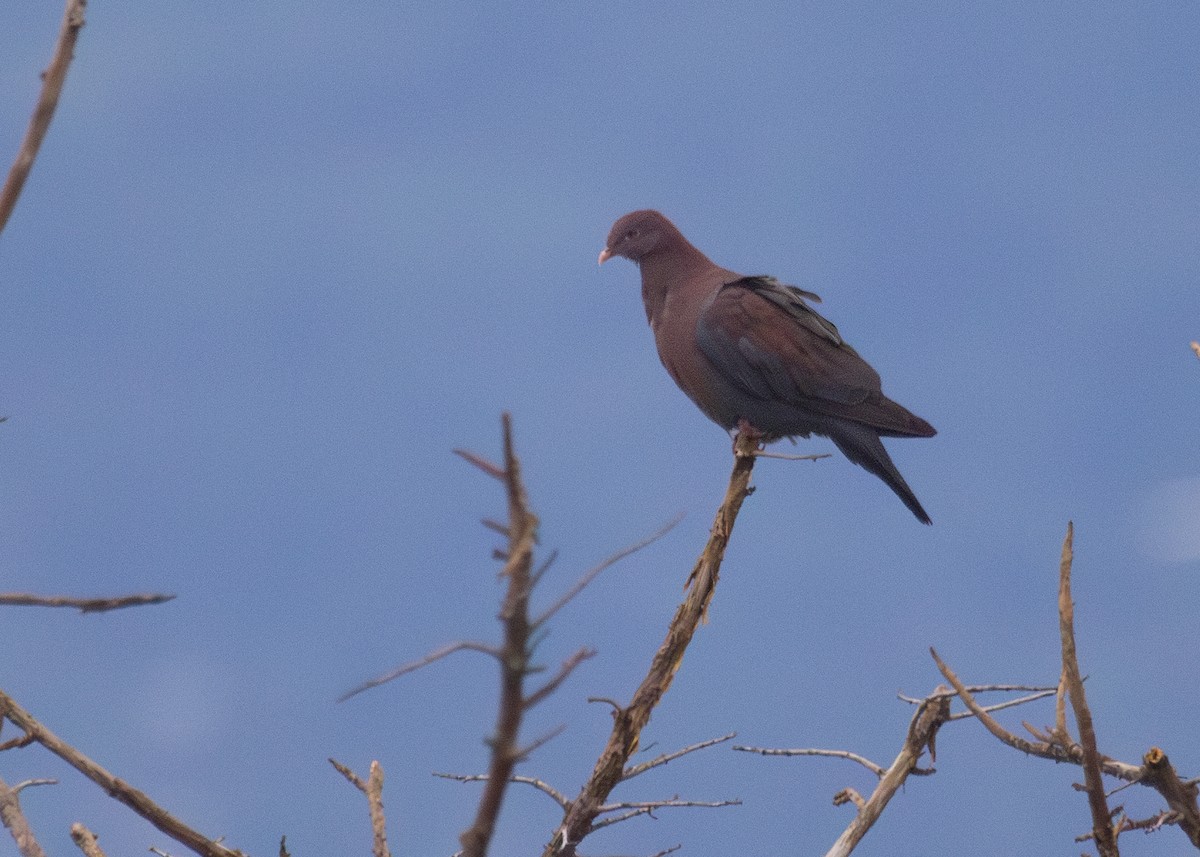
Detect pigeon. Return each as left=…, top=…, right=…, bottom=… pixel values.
left=599, top=209, right=936, bottom=524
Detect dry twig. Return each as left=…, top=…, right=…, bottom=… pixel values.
left=0, top=0, right=87, bottom=234
left=0, top=592, right=175, bottom=613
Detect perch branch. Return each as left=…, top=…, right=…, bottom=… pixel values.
left=544, top=431, right=760, bottom=857
left=0, top=0, right=87, bottom=235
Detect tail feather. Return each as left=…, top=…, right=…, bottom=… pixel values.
left=830, top=425, right=932, bottom=525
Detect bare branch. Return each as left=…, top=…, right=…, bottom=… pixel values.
left=929, top=648, right=1150, bottom=786
left=896, top=683, right=1057, bottom=704
left=512, top=724, right=567, bottom=762
left=544, top=432, right=760, bottom=857
left=624, top=733, right=737, bottom=780
left=0, top=0, right=87, bottom=235
left=734, top=745, right=886, bottom=779
left=339, top=640, right=500, bottom=702
left=589, top=798, right=742, bottom=832
left=458, top=412, right=540, bottom=857
left=1057, top=522, right=1118, bottom=856
left=433, top=772, right=570, bottom=810
left=523, top=648, right=596, bottom=710
left=0, top=772, right=47, bottom=857
left=533, top=514, right=684, bottom=627
left=946, top=688, right=1058, bottom=721
left=1140, top=748, right=1200, bottom=847
left=0, top=689, right=243, bottom=857
left=0, top=592, right=175, bottom=613
left=452, top=448, right=505, bottom=480
left=822, top=693, right=951, bottom=857
left=329, top=757, right=365, bottom=791
left=10, top=780, right=54, bottom=794
left=70, top=823, right=107, bottom=857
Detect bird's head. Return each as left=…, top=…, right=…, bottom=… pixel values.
left=599, top=210, right=677, bottom=265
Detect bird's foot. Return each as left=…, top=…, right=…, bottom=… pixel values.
left=732, top=419, right=766, bottom=458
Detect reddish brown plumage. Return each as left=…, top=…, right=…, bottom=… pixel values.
left=601, top=209, right=936, bottom=524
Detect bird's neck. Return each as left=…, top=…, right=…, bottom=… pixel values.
left=639, top=242, right=715, bottom=326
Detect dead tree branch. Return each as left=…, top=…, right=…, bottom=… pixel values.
left=1057, top=522, right=1118, bottom=856
left=0, top=592, right=175, bottom=613
left=0, top=0, right=86, bottom=235
left=1141, top=748, right=1200, bottom=847
left=329, top=759, right=391, bottom=857
left=0, top=772, right=47, bottom=857
left=822, top=693, right=950, bottom=857
left=544, top=431, right=760, bottom=857
left=0, top=689, right=243, bottom=857
left=931, top=524, right=1200, bottom=852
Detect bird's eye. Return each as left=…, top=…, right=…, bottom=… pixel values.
left=625, top=229, right=639, bottom=239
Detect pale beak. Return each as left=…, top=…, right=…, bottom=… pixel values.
left=598, top=247, right=614, bottom=266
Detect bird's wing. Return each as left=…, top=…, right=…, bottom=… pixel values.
left=696, top=276, right=929, bottom=434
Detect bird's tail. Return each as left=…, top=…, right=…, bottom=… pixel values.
left=830, top=425, right=932, bottom=525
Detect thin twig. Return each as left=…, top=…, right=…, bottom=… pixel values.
left=0, top=689, right=243, bottom=857
left=339, top=640, right=500, bottom=702
left=896, top=683, right=1057, bottom=704
left=533, top=514, right=684, bottom=627
left=624, top=733, right=737, bottom=780
left=733, top=746, right=886, bottom=779
left=0, top=0, right=87, bottom=235
left=433, top=772, right=570, bottom=810
left=523, top=648, right=596, bottom=709
left=945, top=688, right=1058, bottom=721
left=1057, top=522, right=1117, bottom=856
left=543, top=432, right=760, bottom=857
left=589, top=799, right=742, bottom=832
left=0, top=592, right=175, bottom=613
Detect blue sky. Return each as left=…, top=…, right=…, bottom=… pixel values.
left=3, top=3, right=1198, bottom=855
